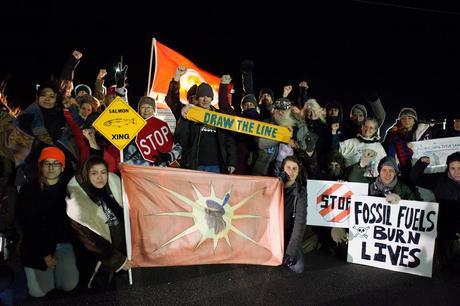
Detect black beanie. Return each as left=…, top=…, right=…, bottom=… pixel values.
left=377, top=157, right=399, bottom=173
left=241, top=94, right=257, bottom=107
left=36, top=80, right=58, bottom=97
left=187, top=84, right=198, bottom=101
left=195, top=83, right=214, bottom=99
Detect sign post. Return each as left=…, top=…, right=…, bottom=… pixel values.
left=92, top=97, right=146, bottom=285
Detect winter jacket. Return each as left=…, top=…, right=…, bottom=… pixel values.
left=284, top=182, right=307, bottom=258
left=348, top=162, right=417, bottom=200
left=339, top=135, right=387, bottom=177
left=174, top=108, right=237, bottom=172
left=66, top=173, right=127, bottom=279
left=165, top=79, right=185, bottom=122
left=411, top=160, right=460, bottom=239
left=17, top=181, right=72, bottom=270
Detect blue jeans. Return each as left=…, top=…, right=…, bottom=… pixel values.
left=24, top=243, right=79, bottom=297
left=197, top=165, right=221, bottom=174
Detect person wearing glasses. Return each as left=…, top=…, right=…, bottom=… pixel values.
left=16, top=147, right=79, bottom=298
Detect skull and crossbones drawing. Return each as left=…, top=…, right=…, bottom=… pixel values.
left=352, top=226, right=370, bottom=239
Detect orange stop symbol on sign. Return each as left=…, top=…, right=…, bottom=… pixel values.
left=135, top=116, right=173, bottom=163
left=316, top=183, right=354, bottom=223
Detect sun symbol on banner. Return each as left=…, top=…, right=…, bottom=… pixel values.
left=146, top=183, right=263, bottom=251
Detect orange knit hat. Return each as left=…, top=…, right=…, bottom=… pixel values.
left=38, top=147, right=65, bottom=167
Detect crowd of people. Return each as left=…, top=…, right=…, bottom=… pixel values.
left=0, top=50, right=459, bottom=304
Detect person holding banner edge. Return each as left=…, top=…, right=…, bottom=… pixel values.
left=66, top=156, right=132, bottom=289
left=123, top=96, right=181, bottom=167
left=278, top=156, right=307, bottom=273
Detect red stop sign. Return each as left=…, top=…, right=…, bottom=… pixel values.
left=135, top=116, right=173, bottom=162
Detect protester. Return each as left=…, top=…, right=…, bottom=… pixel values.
left=13, top=81, right=80, bottom=185
left=278, top=156, right=307, bottom=273
left=384, top=107, right=432, bottom=181
left=332, top=157, right=417, bottom=246
left=411, top=152, right=460, bottom=266
left=17, top=147, right=79, bottom=297
left=175, top=82, right=237, bottom=174
left=124, top=96, right=181, bottom=167
left=341, top=94, right=386, bottom=140
left=253, top=98, right=310, bottom=176
left=66, top=156, right=132, bottom=289
left=0, top=151, right=27, bottom=305
left=334, top=117, right=387, bottom=178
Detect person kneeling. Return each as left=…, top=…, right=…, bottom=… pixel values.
left=66, top=156, right=132, bottom=289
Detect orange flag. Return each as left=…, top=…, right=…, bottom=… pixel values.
left=120, top=164, right=284, bottom=267
left=149, top=39, right=221, bottom=107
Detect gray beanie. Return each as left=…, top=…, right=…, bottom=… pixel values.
left=350, top=104, right=368, bottom=118
left=378, top=157, right=399, bottom=173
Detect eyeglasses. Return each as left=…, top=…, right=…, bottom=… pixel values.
left=42, top=162, right=62, bottom=168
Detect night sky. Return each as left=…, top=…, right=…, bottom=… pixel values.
left=2, top=1, right=460, bottom=126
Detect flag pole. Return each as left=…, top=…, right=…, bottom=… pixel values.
left=120, top=151, right=133, bottom=285
left=146, top=37, right=157, bottom=96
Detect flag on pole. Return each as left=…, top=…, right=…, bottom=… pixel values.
left=149, top=39, right=220, bottom=106
left=120, top=164, right=284, bottom=267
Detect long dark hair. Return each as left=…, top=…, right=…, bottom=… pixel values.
left=280, top=155, right=304, bottom=182
left=75, top=156, right=111, bottom=200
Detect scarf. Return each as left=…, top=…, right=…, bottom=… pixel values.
left=357, top=134, right=380, bottom=143
left=370, top=176, right=398, bottom=197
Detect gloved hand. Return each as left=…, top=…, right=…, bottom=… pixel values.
left=115, top=62, right=128, bottom=88
left=278, top=170, right=290, bottom=183
left=331, top=227, right=348, bottom=244
left=283, top=254, right=297, bottom=267
left=153, top=152, right=172, bottom=166
left=240, top=59, right=254, bottom=73
left=385, top=193, right=401, bottom=204
left=360, top=149, right=377, bottom=167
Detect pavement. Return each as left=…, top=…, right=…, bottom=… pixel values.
left=20, top=249, right=460, bottom=306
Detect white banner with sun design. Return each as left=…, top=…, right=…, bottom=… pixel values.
left=120, top=164, right=284, bottom=267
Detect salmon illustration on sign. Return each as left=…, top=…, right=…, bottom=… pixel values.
left=103, top=118, right=136, bottom=128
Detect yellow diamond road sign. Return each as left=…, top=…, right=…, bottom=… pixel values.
left=92, top=97, right=147, bottom=150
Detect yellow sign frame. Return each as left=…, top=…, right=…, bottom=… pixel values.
left=93, top=97, right=147, bottom=150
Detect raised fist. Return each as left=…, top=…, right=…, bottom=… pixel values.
left=240, top=59, right=254, bottom=73
left=72, top=50, right=83, bottom=60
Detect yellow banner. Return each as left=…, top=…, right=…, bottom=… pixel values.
left=186, top=107, right=291, bottom=143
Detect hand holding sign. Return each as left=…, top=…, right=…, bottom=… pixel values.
left=331, top=227, right=348, bottom=244
left=385, top=193, right=401, bottom=204
left=360, top=149, right=377, bottom=167
left=136, top=116, right=174, bottom=163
